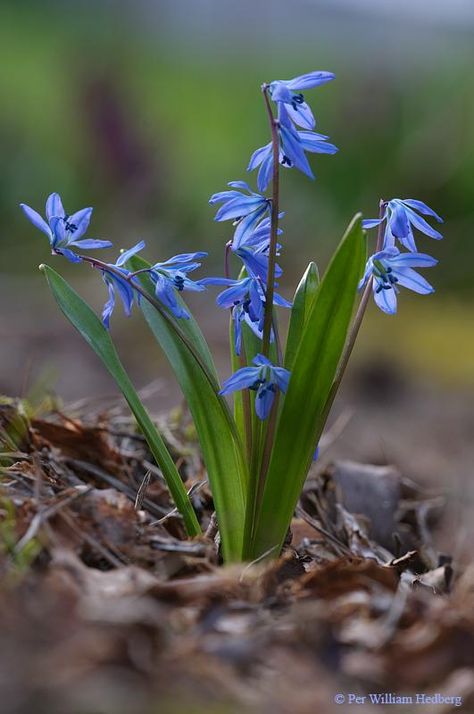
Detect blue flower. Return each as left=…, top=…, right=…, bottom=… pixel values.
left=210, top=182, right=271, bottom=247
left=363, top=199, right=443, bottom=252
left=220, top=354, right=291, bottom=420
left=201, top=276, right=291, bottom=355
left=268, top=71, right=335, bottom=130
left=100, top=241, right=145, bottom=327
left=20, top=192, right=112, bottom=263
left=232, top=215, right=283, bottom=253
left=359, top=247, right=438, bottom=314
left=148, top=252, right=207, bottom=320
left=248, top=119, right=338, bottom=192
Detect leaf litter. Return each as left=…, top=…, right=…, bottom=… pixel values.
left=0, top=398, right=473, bottom=714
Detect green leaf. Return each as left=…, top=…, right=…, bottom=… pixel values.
left=249, top=214, right=366, bottom=559
left=128, top=257, right=248, bottom=562
left=285, top=261, right=320, bottom=370
left=40, top=264, right=201, bottom=537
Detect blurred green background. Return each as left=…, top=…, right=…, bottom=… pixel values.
left=1, top=0, right=473, bottom=402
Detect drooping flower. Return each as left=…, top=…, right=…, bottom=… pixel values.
left=148, top=252, right=207, bottom=320
left=20, top=192, right=112, bottom=263
left=248, top=118, right=338, bottom=192
left=363, top=199, right=443, bottom=252
left=100, top=245, right=208, bottom=326
left=268, top=71, right=335, bottom=130
left=200, top=276, right=291, bottom=355
left=100, top=241, right=145, bottom=327
left=359, top=247, right=438, bottom=314
left=220, top=354, right=291, bottom=420
left=210, top=182, right=271, bottom=247
left=232, top=214, right=283, bottom=253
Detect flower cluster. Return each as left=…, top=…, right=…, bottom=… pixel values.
left=206, top=71, right=341, bottom=418
left=20, top=193, right=208, bottom=325
left=21, top=70, right=444, bottom=425
left=361, top=198, right=443, bottom=313
left=248, top=72, right=338, bottom=191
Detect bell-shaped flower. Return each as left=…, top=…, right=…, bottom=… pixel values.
left=220, top=354, right=291, bottom=420
left=268, top=71, right=335, bottom=130
left=248, top=117, right=338, bottom=192
left=100, top=241, right=145, bottom=327
left=363, top=198, right=443, bottom=253
left=201, top=276, right=291, bottom=355
left=359, top=247, right=438, bottom=315
left=210, top=181, right=271, bottom=248
left=148, top=252, right=208, bottom=320
left=20, top=192, right=112, bottom=263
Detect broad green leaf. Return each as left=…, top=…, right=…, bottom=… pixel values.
left=285, top=261, right=320, bottom=370
left=40, top=264, right=201, bottom=537
left=249, top=214, right=366, bottom=559
left=128, top=257, right=248, bottom=562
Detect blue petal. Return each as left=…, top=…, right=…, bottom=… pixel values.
left=216, top=280, right=251, bottom=309
left=298, top=131, right=338, bottom=154
left=50, top=216, right=66, bottom=247
left=231, top=203, right=269, bottom=250
left=68, top=207, right=92, bottom=240
left=247, top=143, right=272, bottom=172
left=214, top=195, right=267, bottom=222
left=236, top=247, right=281, bottom=282
left=273, top=291, right=292, bottom=308
left=111, top=273, right=134, bottom=316
left=59, top=248, right=83, bottom=263
left=154, top=274, right=189, bottom=319
left=209, top=190, right=243, bottom=205
left=155, top=251, right=207, bottom=267
left=388, top=203, right=410, bottom=238
left=269, top=82, right=294, bottom=103
left=227, top=180, right=254, bottom=192
left=102, top=279, right=116, bottom=328
left=180, top=276, right=206, bottom=292
left=404, top=207, right=443, bottom=240
left=20, top=203, right=51, bottom=238
left=116, top=240, right=146, bottom=266
left=255, top=383, right=276, bottom=420
left=402, top=199, right=443, bottom=223
left=285, top=71, right=335, bottom=91
left=280, top=126, right=314, bottom=178
left=285, top=101, right=315, bottom=130
left=45, top=193, right=65, bottom=221
left=231, top=306, right=244, bottom=356
left=396, top=227, right=417, bottom=252
left=220, top=366, right=261, bottom=395
left=373, top=284, right=397, bottom=314
left=273, top=366, right=291, bottom=392
left=253, top=354, right=272, bottom=367
left=70, top=239, right=113, bottom=250
left=257, top=151, right=274, bottom=193
left=362, top=218, right=384, bottom=230
left=392, top=267, right=434, bottom=295
left=389, top=252, right=438, bottom=268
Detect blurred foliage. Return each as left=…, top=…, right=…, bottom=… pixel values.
left=0, top=0, right=472, bottom=391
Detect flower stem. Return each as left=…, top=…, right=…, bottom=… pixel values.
left=261, top=86, right=280, bottom=359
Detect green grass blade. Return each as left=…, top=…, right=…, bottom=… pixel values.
left=250, top=214, right=366, bottom=559
left=40, top=264, right=201, bottom=537
left=128, top=258, right=248, bottom=562
left=285, top=261, right=320, bottom=370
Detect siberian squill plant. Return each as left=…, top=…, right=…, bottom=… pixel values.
left=21, top=71, right=443, bottom=562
